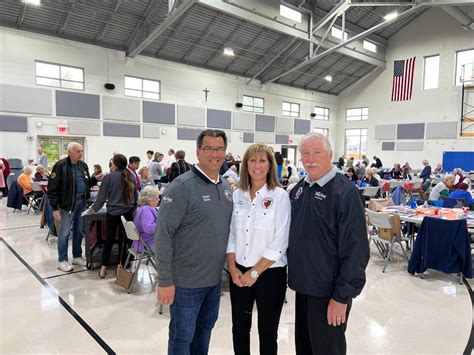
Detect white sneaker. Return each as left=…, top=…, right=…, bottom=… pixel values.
left=72, top=257, right=87, bottom=267
left=58, top=261, right=73, bottom=272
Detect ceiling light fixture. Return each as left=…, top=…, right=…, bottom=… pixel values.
left=223, top=47, right=235, bottom=56
left=22, top=0, right=41, bottom=5
left=324, top=75, right=333, bottom=82
left=384, top=12, right=399, bottom=22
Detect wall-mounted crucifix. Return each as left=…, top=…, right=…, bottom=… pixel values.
left=203, top=87, right=210, bottom=102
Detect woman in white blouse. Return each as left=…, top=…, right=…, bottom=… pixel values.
left=226, top=144, right=291, bottom=355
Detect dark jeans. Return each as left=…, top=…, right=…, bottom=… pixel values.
left=101, top=210, right=133, bottom=266
left=168, top=284, right=221, bottom=355
left=229, top=264, right=287, bottom=355
left=295, top=293, right=352, bottom=355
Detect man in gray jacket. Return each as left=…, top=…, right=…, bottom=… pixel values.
left=156, top=129, right=233, bottom=355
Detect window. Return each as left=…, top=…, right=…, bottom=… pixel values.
left=243, top=95, right=264, bottom=113
left=280, top=4, right=302, bottom=23
left=331, top=27, right=348, bottom=41
left=125, top=75, right=160, bottom=100
left=363, top=40, right=377, bottom=53
left=313, top=106, right=329, bottom=121
left=455, top=49, right=474, bottom=86
left=35, top=61, right=84, bottom=90
left=313, top=128, right=329, bottom=137
left=344, top=129, right=367, bottom=159
left=282, top=101, right=300, bottom=117
left=346, top=107, right=368, bottom=121
left=423, top=55, right=440, bottom=90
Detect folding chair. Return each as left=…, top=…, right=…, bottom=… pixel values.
left=366, top=209, right=409, bottom=273
left=121, top=216, right=164, bottom=314
left=367, top=198, right=394, bottom=212
left=362, top=186, right=380, bottom=207
left=27, top=182, right=44, bottom=214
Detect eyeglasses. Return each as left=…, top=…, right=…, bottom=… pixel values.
left=200, top=147, right=225, bottom=154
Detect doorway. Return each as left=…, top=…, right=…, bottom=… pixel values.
left=37, top=136, right=85, bottom=169
left=281, top=145, right=298, bottom=165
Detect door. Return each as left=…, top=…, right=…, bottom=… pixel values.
left=38, top=136, right=85, bottom=169
left=281, top=145, right=298, bottom=165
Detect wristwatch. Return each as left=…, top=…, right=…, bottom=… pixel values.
left=250, top=268, right=259, bottom=279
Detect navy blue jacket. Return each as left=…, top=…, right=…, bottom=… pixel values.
left=408, top=217, right=472, bottom=277
left=419, top=165, right=432, bottom=181
left=288, top=172, right=370, bottom=304
left=7, top=180, right=27, bottom=210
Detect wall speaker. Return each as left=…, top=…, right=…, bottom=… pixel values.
left=104, top=83, right=115, bottom=90
left=235, top=102, right=243, bottom=108
left=310, top=113, right=316, bottom=118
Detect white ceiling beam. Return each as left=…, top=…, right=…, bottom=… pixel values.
left=441, top=6, right=474, bottom=30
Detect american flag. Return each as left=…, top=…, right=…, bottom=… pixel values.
left=391, top=57, right=416, bottom=101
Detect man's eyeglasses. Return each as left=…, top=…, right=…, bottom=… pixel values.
left=200, top=147, right=225, bottom=154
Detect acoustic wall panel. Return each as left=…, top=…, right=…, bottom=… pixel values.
left=143, top=126, right=161, bottom=139
left=255, top=132, right=274, bottom=144
left=0, top=84, right=52, bottom=115
left=276, top=134, right=289, bottom=144
left=426, top=122, right=458, bottom=139
left=68, top=120, right=100, bottom=136
left=177, top=127, right=202, bottom=141
left=396, top=141, right=424, bottom=151
left=397, top=123, right=424, bottom=139
left=382, top=142, right=395, bottom=151
left=103, top=122, right=140, bottom=137
left=207, top=109, right=232, bottom=129
left=143, top=101, right=175, bottom=125
left=233, top=112, right=255, bottom=131
left=255, top=114, right=275, bottom=132
left=177, top=105, right=205, bottom=127
left=243, top=132, right=254, bottom=143
left=103, top=96, right=140, bottom=122
left=0, top=115, right=27, bottom=132
left=276, top=117, right=293, bottom=134
left=294, top=119, right=311, bottom=134
left=56, top=91, right=100, bottom=119
left=375, top=125, right=396, bottom=140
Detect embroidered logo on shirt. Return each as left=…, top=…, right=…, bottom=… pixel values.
left=294, top=187, right=303, bottom=200
left=50, top=172, right=56, bottom=179
left=162, top=196, right=173, bottom=203
left=202, top=195, right=211, bottom=202
left=263, top=197, right=273, bottom=209
left=224, top=190, right=232, bottom=202
left=314, top=191, right=327, bottom=200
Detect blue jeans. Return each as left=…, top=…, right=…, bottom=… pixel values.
left=168, top=284, right=221, bottom=355
left=57, top=198, right=85, bottom=262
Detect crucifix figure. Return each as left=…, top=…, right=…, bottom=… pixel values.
left=203, top=87, right=210, bottom=102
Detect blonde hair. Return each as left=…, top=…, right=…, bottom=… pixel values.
left=239, top=144, right=279, bottom=191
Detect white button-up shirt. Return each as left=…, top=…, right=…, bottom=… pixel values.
left=227, top=184, right=291, bottom=268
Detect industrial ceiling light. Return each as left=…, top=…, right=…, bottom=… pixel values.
left=324, top=75, right=333, bottom=82
left=223, top=47, right=235, bottom=56
left=384, top=12, right=399, bottom=21
left=22, top=0, right=41, bottom=5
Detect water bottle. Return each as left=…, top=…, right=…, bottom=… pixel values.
left=410, top=198, right=417, bottom=209
left=423, top=201, right=428, bottom=208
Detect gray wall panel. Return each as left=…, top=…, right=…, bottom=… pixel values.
left=255, top=132, right=274, bottom=144
left=0, top=115, right=28, bottom=132
left=207, top=109, right=232, bottom=129
left=143, top=101, right=175, bottom=125
left=177, top=127, right=202, bottom=141
left=68, top=120, right=100, bottom=136
left=397, top=123, right=425, bottom=139
left=177, top=105, right=205, bottom=127
left=234, top=112, right=255, bottom=131
left=426, top=121, right=458, bottom=139
left=243, top=132, right=254, bottom=143
left=255, top=114, right=275, bottom=132
left=294, top=119, right=311, bottom=134
left=276, top=117, right=293, bottom=134
left=375, top=125, right=396, bottom=140
left=0, top=84, right=52, bottom=115
left=56, top=91, right=100, bottom=119
left=382, top=142, right=395, bottom=151
left=275, top=134, right=289, bottom=144
left=143, top=126, right=161, bottom=139
left=103, top=122, right=140, bottom=137
left=103, top=96, right=140, bottom=122
left=396, top=141, right=424, bottom=151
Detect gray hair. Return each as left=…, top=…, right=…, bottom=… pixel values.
left=36, top=164, right=44, bottom=171
left=422, top=159, right=429, bottom=165
left=443, top=174, right=455, bottom=183
left=137, top=186, right=160, bottom=206
left=298, top=132, right=332, bottom=153
left=67, top=142, right=81, bottom=153
left=23, top=166, right=33, bottom=174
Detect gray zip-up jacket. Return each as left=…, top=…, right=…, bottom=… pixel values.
left=155, top=167, right=233, bottom=288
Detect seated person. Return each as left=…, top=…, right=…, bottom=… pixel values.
left=354, top=162, right=366, bottom=180
left=133, top=186, right=159, bottom=252
left=448, top=183, right=473, bottom=207
left=402, top=162, right=412, bottom=180
left=453, top=168, right=469, bottom=189
left=138, top=167, right=154, bottom=189
left=345, top=167, right=358, bottom=182
left=429, top=174, right=455, bottom=201
left=390, top=163, right=403, bottom=179
left=434, top=163, right=445, bottom=175
left=34, top=165, right=49, bottom=181
left=362, top=169, right=381, bottom=197
left=91, top=164, right=103, bottom=179
left=419, top=159, right=432, bottom=181
left=17, top=166, right=33, bottom=196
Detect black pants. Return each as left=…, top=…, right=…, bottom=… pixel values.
left=101, top=210, right=133, bottom=267
left=295, top=293, right=352, bottom=355
left=229, top=264, right=287, bottom=355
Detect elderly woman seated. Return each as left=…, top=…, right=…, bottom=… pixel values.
left=428, top=174, right=455, bottom=202
left=448, top=183, right=473, bottom=208
left=138, top=166, right=154, bottom=189
left=133, top=186, right=159, bottom=253
left=34, top=165, right=49, bottom=181
left=17, top=166, right=34, bottom=196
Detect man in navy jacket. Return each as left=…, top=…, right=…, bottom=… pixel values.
left=288, top=132, right=369, bottom=355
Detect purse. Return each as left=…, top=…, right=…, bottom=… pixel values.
left=115, top=231, right=134, bottom=289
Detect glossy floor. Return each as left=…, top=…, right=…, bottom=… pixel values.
left=0, top=199, right=472, bottom=354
